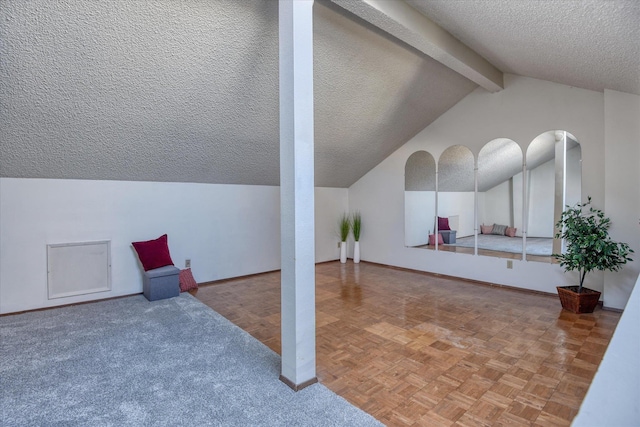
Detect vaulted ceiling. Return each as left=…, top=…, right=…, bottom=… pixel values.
left=408, top=0, right=640, bottom=96
left=1, top=0, right=638, bottom=188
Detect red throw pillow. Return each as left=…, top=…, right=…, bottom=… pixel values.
left=505, top=226, right=517, bottom=237
left=429, top=233, right=444, bottom=245
left=437, top=216, right=451, bottom=231
left=131, top=234, right=174, bottom=271
left=179, top=268, right=198, bottom=292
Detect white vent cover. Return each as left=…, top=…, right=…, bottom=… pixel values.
left=47, top=241, right=111, bottom=300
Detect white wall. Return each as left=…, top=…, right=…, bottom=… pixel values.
left=527, top=158, right=555, bottom=237
left=404, top=191, right=435, bottom=247
left=349, top=75, right=622, bottom=297
left=315, top=186, right=350, bottom=260
left=481, top=181, right=512, bottom=228
left=573, top=273, right=640, bottom=426
left=0, top=178, right=347, bottom=314
left=477, top=192, right=486, bottom=230
left=473, top=173, right=527, bottom=237
left=603, top=90, right=640, bottom=309
left=438, top=192, right=475, bottom=237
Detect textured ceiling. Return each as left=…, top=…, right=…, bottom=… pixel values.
left=0, top=0, right=282, bottom=185
left=313, top=1, right=476, bottom=187
left=438, top=145, right=475, bottom=192
left=405, top=151, right=436, bottom=191
left=477, top=139, right=522, bottom=192
left=0, top=0, right=475, bottom=187
left=1, top=0, right=636, bottom=188
left=407, top=0, right=640, bottom=95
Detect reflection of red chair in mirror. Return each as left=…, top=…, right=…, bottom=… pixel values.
left=437, top=216, right=457, bottom=244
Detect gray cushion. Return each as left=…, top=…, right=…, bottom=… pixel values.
left=492, top=224, right=508, bottom=235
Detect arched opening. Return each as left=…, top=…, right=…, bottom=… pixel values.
left=525, top=130, right=582, bottom=262
left=436, top=145, right=474, bottom=254
left=477, top=139, right=524, bottom=258
left=403, top=131, right=582, bottom=261
left=404, top=151, right=436, bottom=247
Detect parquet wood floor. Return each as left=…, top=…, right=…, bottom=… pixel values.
left=194, top=261, right=620, bottom=426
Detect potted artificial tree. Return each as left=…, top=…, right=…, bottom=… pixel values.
left=553, top=197, right=634, bottom=313
left=352, top=211, right=361, bottom=264
left=339, top=213, right=350, bottom=264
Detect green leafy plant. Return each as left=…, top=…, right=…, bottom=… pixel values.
left=351, top=211, right=361, bottom=242
left=339, top=213, right=350, bottom=242
left=553, top=197, right=634, bottom=293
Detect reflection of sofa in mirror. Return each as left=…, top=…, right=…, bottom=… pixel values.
left=476, top=139, right=524, bottom=255
left=403, top=131, right=581, bottom=258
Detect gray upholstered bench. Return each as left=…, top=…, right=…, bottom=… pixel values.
left=440, top=230, right=457, bottom=244
left=143, top=265, right=180, bottom=301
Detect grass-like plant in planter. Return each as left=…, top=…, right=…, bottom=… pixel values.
left=352, top=211, right=361, bottom=263
left=339, top=213, right=350, bottom=263
left=352, top=212, right=361, bottom=242
left=339, top=214, right=350, bottom=243
left=553, top=197, right=634, bottom=313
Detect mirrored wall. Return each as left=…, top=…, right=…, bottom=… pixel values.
left=404, top=130, right=581, bottom=262
left=437, top=145, right=475, bottom=254
left=525, top=131, right=582, bottom=261
left=404, top=151, right=436, bottom=247
left=477, top=139, right=523, bottom=258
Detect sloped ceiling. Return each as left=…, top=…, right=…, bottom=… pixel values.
left=1, top=0, right=638, bottom=188
left=0, top=0, right=475, bottom=187
left=313, top=2, right=477, bottom=187
left=407, top=0, right=640, bottom=95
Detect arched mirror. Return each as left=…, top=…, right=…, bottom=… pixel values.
left=526, top=131, right=582, bottom=262
left=404, top=151, right=436, bottom=248
left=436, top=145, right=475, bottom=254
left=477, top=139, right=524, bottom=259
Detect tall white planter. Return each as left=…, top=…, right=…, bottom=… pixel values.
left=353, top=241, right=360, bottom=263
left=340, top=241, right=347, bottom=263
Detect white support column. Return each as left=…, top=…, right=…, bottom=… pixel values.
left=553, top=132, right=567, bottom=256
left=473, top=165, right=478, bottom=256
left=278, top=0, right=317, bottom=391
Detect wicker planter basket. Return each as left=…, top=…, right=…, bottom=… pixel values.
left=556, top=286, right=601, bottom=313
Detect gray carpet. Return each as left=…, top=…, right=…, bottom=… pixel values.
left=446, top=235, right=552, bottom=256
left=0, top=294, right=382, bottom=427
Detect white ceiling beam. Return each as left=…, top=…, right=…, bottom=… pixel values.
left=328, top=0, right=504, bottom=92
